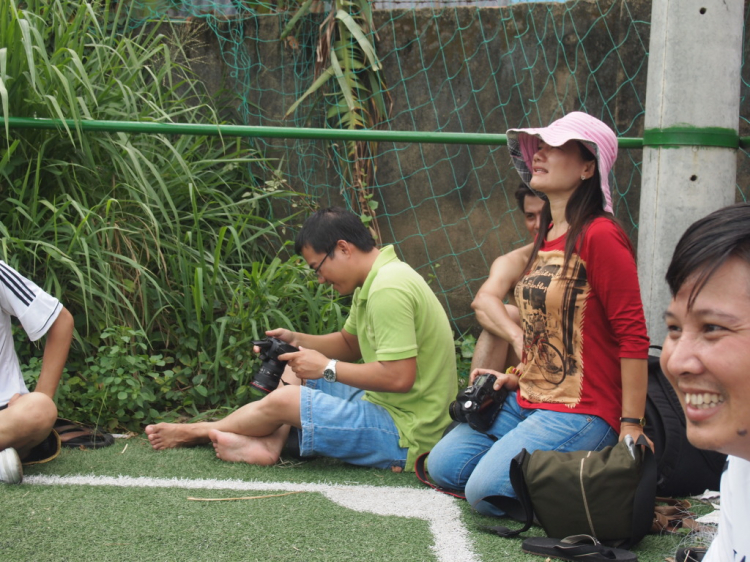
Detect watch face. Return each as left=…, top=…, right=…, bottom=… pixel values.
left=323, top=369, right=335, bottom=382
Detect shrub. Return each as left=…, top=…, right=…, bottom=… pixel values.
left=2, top=0, right=320, bottom=425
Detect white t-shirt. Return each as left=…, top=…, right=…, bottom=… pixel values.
left=705, top=456, right=750, bottom=562
left=0, top=261, right=62, bottom=407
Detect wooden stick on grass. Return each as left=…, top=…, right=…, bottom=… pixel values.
left=187, top=491, right=306, bottom=502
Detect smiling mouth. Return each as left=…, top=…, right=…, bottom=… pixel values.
left=684, top=392, right=724, bottom=410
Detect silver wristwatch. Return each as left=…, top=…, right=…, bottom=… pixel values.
left=323, top=359, right=339, bottom=383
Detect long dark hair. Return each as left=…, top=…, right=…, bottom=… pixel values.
left=666, top=202, right=750, bottom=309
left=523, top=142, right=631, bottom=275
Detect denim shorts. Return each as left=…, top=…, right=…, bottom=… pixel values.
left=427, top=392, right=617, bottom=516
left=297, top=378, right=408, bottom=470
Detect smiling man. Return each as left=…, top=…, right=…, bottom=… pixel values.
left=146, top=207, right=457, bottom=472
left=661, top=202, right=750, bottom=562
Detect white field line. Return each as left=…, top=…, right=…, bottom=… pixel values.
left=25, top=474, right=479, bottom=562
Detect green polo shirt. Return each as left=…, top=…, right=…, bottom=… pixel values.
left=343, top=245, right=457, bottom=470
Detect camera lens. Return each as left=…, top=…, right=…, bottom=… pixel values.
left=251, top=363, right=284, bottom=394
left=448, top=400, right=466, bottom=423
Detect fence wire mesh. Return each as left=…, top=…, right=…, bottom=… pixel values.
left=127, top=0, right=747, bottom=330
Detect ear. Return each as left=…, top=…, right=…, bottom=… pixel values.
left=336, top=239, right=353, bottom=256
left=581, top=160, right=597, bottom=179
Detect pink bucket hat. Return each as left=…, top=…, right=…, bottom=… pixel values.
left=506, top=111, right=618, bottom=213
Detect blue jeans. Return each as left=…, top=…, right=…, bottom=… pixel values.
left=297, top=378, right=408, bottom=470
left=427, top=392, right=617, bottom=516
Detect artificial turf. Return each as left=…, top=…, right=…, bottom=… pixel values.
left=0, top=437, right=710, bottom=562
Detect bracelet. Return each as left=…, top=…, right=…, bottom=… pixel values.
left=619, top=416, right=646, bottom=426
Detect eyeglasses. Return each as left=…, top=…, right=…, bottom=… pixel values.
left=312, top=249, right=333, bottom=276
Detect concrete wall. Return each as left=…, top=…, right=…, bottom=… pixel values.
left=174, top=0, right=749, bottom=333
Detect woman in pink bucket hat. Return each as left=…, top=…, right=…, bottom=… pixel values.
left=426, top=112, right=651, bottom=518
left=507, top=111, right=618, bottom=214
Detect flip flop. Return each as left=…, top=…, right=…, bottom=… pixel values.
left=675, top=546, right=708, bottom=562
left=53, top=418, right=114, bottom=449
left=522, top=535, right=638, bottom=562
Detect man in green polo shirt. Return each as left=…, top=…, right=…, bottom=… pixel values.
left=146, top=207, right=457, bottom=471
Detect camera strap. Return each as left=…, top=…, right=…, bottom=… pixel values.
left=414, top=452, right=466, bottom=499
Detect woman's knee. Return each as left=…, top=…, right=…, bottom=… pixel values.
left=424, top=442, right=457, bottom=489
left=464, top=465, right=515, bottom=517
left=425, top=429, right=480, bottom=491
left=464, top=470, right=509, bottom=506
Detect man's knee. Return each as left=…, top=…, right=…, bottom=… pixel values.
left=9, top=393, right=57, bottom=430
left=0, top=393, right=57, bottom=451
left=256, top=385, right=301, bottom=422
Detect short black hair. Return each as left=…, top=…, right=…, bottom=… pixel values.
left=666, top=202, right=750, bottom=308
left=294, top=207, right=377, bottom=255
left=514, top=183, right=539, bottom=214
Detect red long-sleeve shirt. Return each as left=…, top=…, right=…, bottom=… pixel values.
left=513, top=218, right=649, bottom=430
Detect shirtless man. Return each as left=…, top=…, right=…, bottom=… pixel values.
left=469, top=184, right=544, bottom=372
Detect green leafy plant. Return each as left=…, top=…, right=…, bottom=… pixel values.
left=0, top=0, right=293, bottom=346
left=22, top=327, right=173, bottom=431
left=229, top=249, right=349, bottom=339
left=454, top=332, right=476, bottom=389
left=2, top=0, right=315, bottom=422
left=282, top=0, right=391, bottom=240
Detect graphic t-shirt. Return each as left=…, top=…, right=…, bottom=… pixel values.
left=513, top=218, right=649, bottom=430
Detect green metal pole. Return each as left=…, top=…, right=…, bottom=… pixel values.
left=1, top=116, right=508, bottom=145
left=0, top=116, right=647, bottom=148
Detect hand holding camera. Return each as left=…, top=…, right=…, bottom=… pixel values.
left=251, top=337, right=300, bottom=394
left=450, top=371, right=511, bottom=433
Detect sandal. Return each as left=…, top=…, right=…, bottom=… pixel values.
left=675, top=546, right=708, bottom=562
left=54, top=418, right=114, bottom=449
left=522, top=535, right=638, bottom=562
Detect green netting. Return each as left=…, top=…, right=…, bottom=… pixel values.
left=116, top=0, right=745, bottom=330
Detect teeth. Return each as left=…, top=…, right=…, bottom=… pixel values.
left=685, top=392, right=724, bottom=409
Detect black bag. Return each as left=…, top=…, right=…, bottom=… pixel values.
left=644, top=352, right=726, bottom=497
left=484, top=435, right=656, bottom=550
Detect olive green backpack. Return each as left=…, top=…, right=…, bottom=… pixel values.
left=484, top=435, right=657, bottom=549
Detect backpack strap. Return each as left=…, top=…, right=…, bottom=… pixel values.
left=414, top=452, right=466, bottom=499
left=481, top=449, right=535, bottom=538
left=622, top=434, right=657, bottom=549
left=647, top=354, right=685, bottom=483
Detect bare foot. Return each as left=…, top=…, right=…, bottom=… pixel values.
left=145, top=423, right=210, bottom=450
left=208, top=428, right=282, bottom=466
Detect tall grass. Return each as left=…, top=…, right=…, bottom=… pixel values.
left=1, top=0, right=344, bottom=427
left=1, top=0, right=278, bottom=337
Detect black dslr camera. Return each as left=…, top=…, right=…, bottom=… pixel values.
left=251, top=337, right=300, bottom=394
left=449, top=373, right=508, bottom=433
